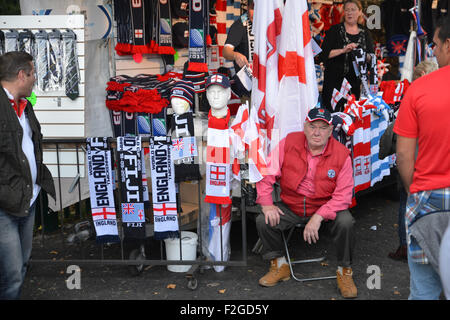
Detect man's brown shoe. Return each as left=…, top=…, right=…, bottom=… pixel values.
left=336, top=267, right=357, bottom=298
left=259, top=259, right=290, bottom=287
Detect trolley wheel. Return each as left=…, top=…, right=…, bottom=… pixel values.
left=128, top=248, right=145, bottom=276
left=187, top=277, right=198, bottom=291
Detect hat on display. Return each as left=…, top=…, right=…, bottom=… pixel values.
left=206, top=74, right=231, bottom=89
left=170, top=80, right=195, bottom=106
left=306, top=107, right=332, bottom=125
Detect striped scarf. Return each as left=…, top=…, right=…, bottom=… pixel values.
left=205, top=109, right=232, bottom=204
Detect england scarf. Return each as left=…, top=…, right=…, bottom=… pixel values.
left=352, top=110, right=372, bottom=193
left=150, top=136, right=179, bottom=240
left=205, top=109, right=232, bottom=205
left=188, top=0, right=208, bottom=72
left=117, top=136, right=146, bottom=239
left=86, top=138, right=120, bottom=243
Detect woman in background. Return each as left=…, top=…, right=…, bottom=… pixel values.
left=320, top=0, right=374, bottom=113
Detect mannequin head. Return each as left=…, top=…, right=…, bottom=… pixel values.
left=170, top=80, right=195, bottom=115
left=171, top=97, right=191, bottom=115
left=205, top=74, right=231, bottom=118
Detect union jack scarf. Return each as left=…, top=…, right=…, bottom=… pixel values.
left=86, top=138, right=120, bottom=243
left=117, top=136, right=146, bottom=239
left=170, top=111, right=201, bottom=183
left=205, top=109, right=232, bottom=205
left=150, top=136, right=179, bottom=240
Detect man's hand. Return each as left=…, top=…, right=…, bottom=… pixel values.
left=303, top=214, right=324, bottom=244
left=261, top=205, right=285, bottom=227
left=233, top=52, right=250, bottom=69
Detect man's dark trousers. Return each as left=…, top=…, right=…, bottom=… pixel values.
left=255, top=201, right=355, bottom=267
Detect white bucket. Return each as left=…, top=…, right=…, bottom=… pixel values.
left=164, top=231, right=198, bottom=272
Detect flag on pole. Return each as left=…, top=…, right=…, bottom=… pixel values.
left=276, top=0, right=318, bottom=140
left=208, top=203, right=232, bottom=272
left=340, top=78, right=352, bottom=100
left=245, top=0, right=283, bottom=183
left=331, top=88, right=344, bottom=111
left=229, top=101, right=250, bottom=183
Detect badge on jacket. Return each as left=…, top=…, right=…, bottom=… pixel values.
left=328, top=169, right=336, bottom=179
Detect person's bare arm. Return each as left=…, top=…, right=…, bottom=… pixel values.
left=328, top=43, right=358, bottom=59
left=223, top=45, right=249, bottom=68
left=396, top=135, right=417, bottom=193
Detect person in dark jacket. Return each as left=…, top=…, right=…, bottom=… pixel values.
left=319, top=0, right=374, bottom=113
left=0, top=51, right=55, bottom=300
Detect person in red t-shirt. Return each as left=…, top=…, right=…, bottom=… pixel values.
left=394, top=16, right=450, bottom=300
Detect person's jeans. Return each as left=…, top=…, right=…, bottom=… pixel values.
left=408, top=247, right=443, bottom=300
left=398, top=188, right=407, bottom=246
left=0, top=201, right=36, bottom=300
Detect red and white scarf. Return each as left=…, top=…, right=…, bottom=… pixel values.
left=205, top=109, right=232, bottom=205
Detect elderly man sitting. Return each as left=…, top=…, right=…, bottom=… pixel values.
left=255, top=108, right=357, bottom=298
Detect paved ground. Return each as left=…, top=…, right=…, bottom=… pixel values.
left=21, top=186, right=410, bottom=303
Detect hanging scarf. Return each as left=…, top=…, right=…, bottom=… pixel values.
left=188, top=0, right=208, bottom=72
left=86, top=138, right=120, bottom=243
left=110, top=110, right=123, bottom=138
left=157, top=0, right=176, bottom=55
left=151, top=107, right=168, bottom=136
left=122, top=111, right=137, bottom=136
left=242, top=12, right=254, bottom=64
left=149, top=136, right=179, bottom=240
left=205, top=109, right=232, bottom=205
left=351, top=48, right=370, bottom=98
left=117, top=136, right=146, bottom=239
left=129, top=0, right=150, bottom=55
left=114, top=0, right=156, bottom=56
left=171, top=111, right=201, bottom=182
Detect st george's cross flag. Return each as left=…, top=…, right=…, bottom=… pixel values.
left=340, top=78, right=352, bottom=100
left=245, top=0, right=283, bottom=183
left=229, top=101, right=250, bottom=183
left=275, top=0, right=318, bottom=141
left=331, top=88, right=344, bottom=111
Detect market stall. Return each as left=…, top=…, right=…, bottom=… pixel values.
left=1, top=0, right=443, bottom=289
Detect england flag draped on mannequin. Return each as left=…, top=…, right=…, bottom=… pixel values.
left=245, top=0, right=283, bottom=183
left=275, top=0, right=319, bottom=140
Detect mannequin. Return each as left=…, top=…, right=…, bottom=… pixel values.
left=205, top=74, right=231, bottom=118
left=171, top=96, right=191, bottom=115
left=169, top=80, right=195, bottom=114
left=206, top=84, right=231, bottom=118
left=204, top=74, right=233, bottom=272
